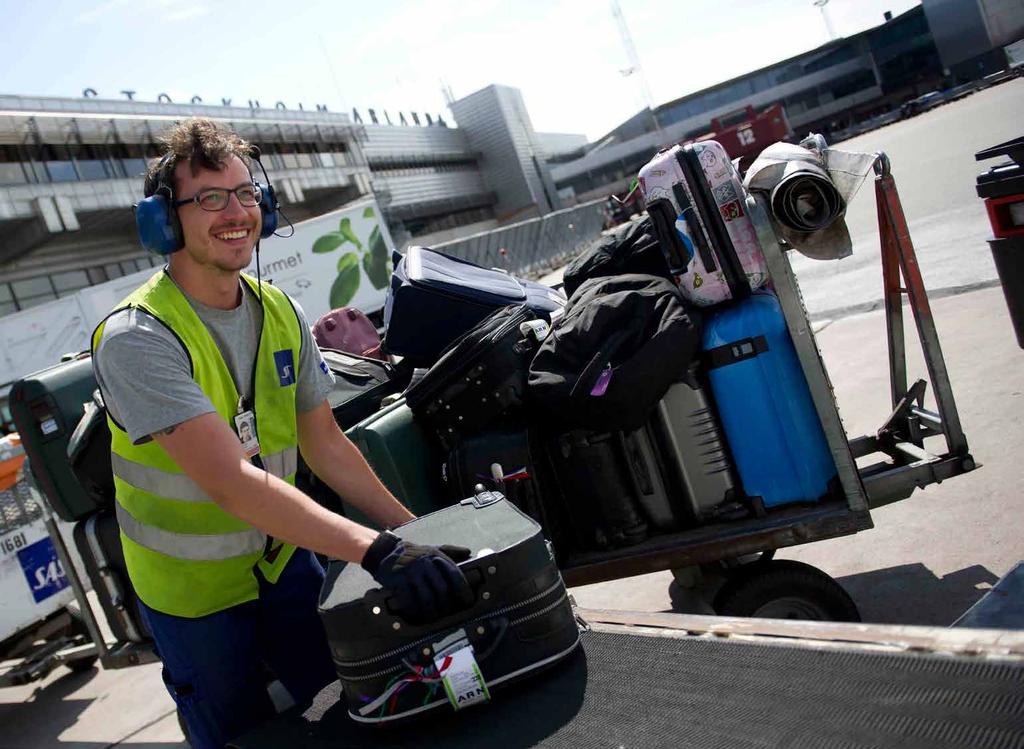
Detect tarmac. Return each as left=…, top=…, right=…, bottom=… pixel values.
left=1, top=81, right=1022, bottom=748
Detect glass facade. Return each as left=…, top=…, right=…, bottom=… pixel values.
left=0, top=256, right=161, bottom=314
left=657, top=39, right=866, bottom=129
left=0, top=139, right=354, bottom=187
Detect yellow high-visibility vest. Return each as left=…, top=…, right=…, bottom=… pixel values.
left=92, top=271, right=302, bottom=618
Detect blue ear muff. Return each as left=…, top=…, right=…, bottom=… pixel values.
left=134, top=194, right=184, bottom=255
left=258, top=181, right=279, bottom=238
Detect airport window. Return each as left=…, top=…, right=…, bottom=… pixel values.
left=774, top=64, right=804, bottom=85
left=121, top=159, right=148, bottom=178
left=804, top=45, right=857, bottom=74
left=103, top=263, right=125, bottom=280
left=0, top=284, right=11, bottom=303
left=11, top=277, right=57, bottom=309
left=76, top=160, right=111, bottom=180
left=51, top=270, right=90, bottom=294
left=46, top=161, right=78, bottom=182
left=29, top=162, right=48, bottom=183
left=0, top=301, right=15, bottom=317
left=86, top=267, right=108, bottom=285
left=0, top=163, right=27, bottom=185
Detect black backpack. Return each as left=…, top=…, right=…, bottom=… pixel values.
left=562, top=217, right=673, bottom=299
left=528, top=274, right=701, bottom=433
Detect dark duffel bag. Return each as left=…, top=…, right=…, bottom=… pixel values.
left=528, top=274, right=701, bottom=434
left=318, top=492, right=581, bottom=725
left=320, top=348, right=407, bottom=429
left=442, top=426, right=568, bottom=559
left=405, top=305, right=540, bottom=450
left=562, top=216, right=673, bottom=298
left=547, top=430, right=649, bottom=551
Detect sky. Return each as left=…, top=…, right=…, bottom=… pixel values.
left=1, top=0, right=921, bottom=141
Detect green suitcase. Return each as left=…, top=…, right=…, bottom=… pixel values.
left=9, top=356, right=105, bottom=522
left=343, top=399, right=443, bottom=527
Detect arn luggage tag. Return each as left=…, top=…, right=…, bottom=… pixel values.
left=233, top=405, right=260, bottom=459
left=432, top=629, right=490, bottom=710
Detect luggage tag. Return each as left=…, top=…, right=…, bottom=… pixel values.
left=432, top=629, right=490, bottom=710
left=233, top=403, right=260, bottom=459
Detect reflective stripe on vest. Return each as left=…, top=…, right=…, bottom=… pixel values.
left=111, top=447, right=297, bottom=504
left=116, top=502, right=266, bottom=561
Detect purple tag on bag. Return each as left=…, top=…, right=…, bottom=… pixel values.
left=590, top=366, right=613, bottom=397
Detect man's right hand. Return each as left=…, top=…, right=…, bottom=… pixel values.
left=361, top=531, right=474, bottom=624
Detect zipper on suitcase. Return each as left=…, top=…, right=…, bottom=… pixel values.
left=674, top=147, right=749, bottom=300
left=670, top=184, right=718, bottom=273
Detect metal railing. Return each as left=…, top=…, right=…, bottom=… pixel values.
left=431, top=199, right=607, bottom=278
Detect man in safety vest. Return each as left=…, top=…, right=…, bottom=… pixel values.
left=92, top=118, right=472, bottom=748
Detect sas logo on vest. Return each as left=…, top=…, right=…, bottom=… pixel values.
left=274, top=350, right=296, bottom=387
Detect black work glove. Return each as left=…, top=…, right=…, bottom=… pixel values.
left=361, top=531, right=474, bottom=624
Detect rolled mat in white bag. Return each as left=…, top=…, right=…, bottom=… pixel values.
left=744, top=135, right=877, bottom=260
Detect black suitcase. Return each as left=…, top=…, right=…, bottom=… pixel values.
left=442, top=427, right=568, bottom=558
left=547, top=431, right=649, bottom=551
left=72, top=510, right=151, bottom=644
left=318, top=492, right=580, bottom=725
left=620, top=427, right=678, bottom=531
left=405, top=305, right=539, bottom=450
left=10, top=356, right=109, bottom=522
left=384, top=246, right=565, bottom=364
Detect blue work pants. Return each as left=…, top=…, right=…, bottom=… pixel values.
left=141, top=549, right=338, bottom=749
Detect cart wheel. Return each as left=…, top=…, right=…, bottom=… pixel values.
left=713, top=560, right=860, bottom=622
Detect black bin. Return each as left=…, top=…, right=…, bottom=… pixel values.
left=976, top=136, right=1024, bottom=348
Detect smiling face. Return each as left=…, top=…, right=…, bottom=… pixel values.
left=173, top=154, right=262, bottom=273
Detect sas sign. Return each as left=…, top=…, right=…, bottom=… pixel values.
left=17, top=537, right=69, bottom=603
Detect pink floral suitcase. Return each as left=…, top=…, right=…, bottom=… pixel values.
left=638, top=141, right=768, bottom=307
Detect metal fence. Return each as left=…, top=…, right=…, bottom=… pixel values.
left=432, top=200, right=607, bottom=278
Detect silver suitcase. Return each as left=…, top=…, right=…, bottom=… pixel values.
left=649, top=365, right=737, bottom=523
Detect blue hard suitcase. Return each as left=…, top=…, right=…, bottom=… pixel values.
left=702, top=292, right=837, bottom=508
left=384, top=246, right=565, bottom=364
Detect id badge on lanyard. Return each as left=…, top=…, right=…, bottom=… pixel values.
left=234, top=399, right=260, bottom=458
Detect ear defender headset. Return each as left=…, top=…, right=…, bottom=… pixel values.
left=134, top=146, right=279, bottom=255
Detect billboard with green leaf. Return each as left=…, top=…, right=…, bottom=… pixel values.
left=244, top=199, right=393, bottom=321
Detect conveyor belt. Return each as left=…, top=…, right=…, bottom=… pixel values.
left=230, top=626, right=1024, bottom=748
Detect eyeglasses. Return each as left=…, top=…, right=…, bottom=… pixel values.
left=174, top=184, right=263, bottom=212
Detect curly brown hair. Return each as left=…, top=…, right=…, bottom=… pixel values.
left=144, top=118, right=252, bottom=198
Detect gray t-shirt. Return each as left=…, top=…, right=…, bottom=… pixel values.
left=94, top=273, right=335, bottom=445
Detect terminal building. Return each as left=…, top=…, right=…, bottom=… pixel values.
left=0, top=84, right=582, bottom=317
left=1, top=0, right=1019, bottom=318
left=552, top=1, right=1024, bottom=204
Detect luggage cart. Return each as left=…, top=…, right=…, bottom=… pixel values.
left=552, top=152, right=976, bottom=615
left=0, top=437, right=97, bottom=687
